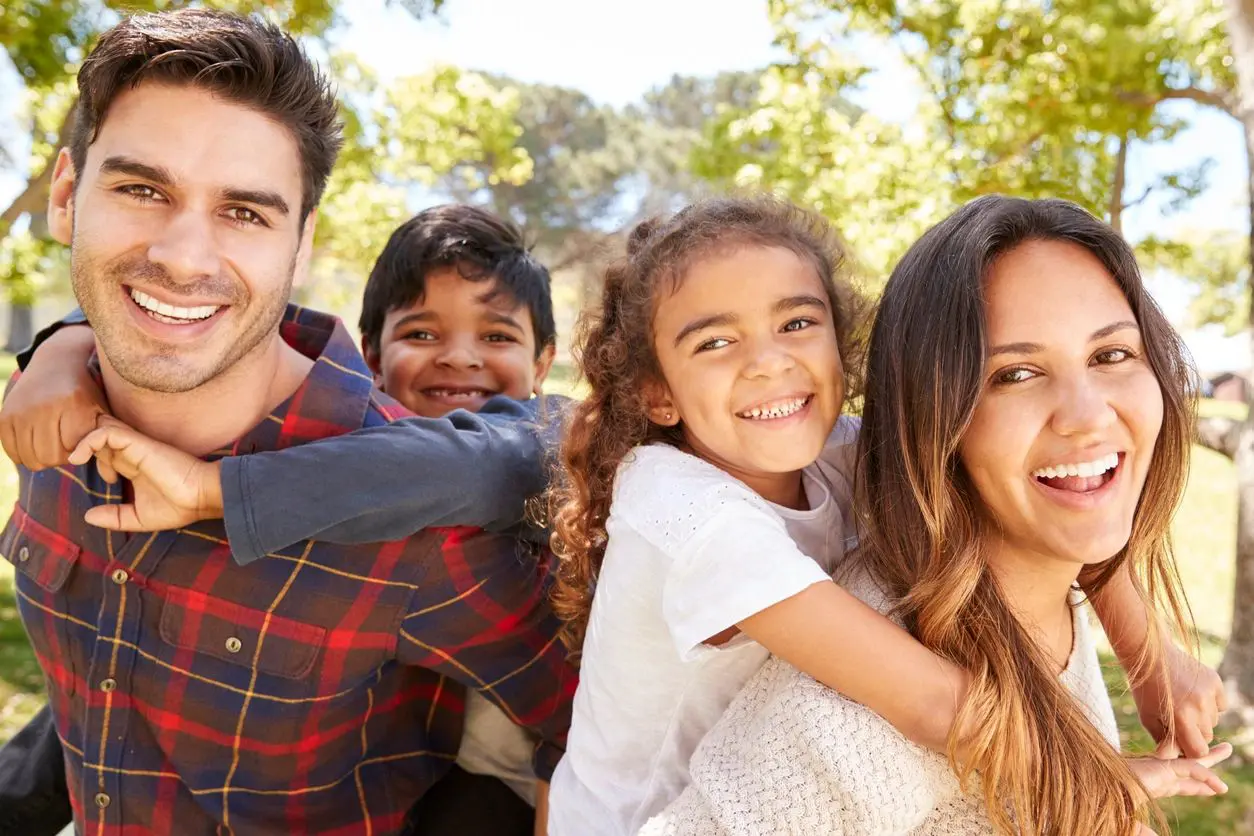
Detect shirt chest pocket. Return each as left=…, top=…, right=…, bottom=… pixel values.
left=158, top=584, right=326, bottom=687
left=2, top=505, right=84, bottom=696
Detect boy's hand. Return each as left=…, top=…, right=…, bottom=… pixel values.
left=1133, top=645, right=1226, bottom=758
left=0, top=325, right=105, bottom=470
left=68, top=416, right=224, bottom=531
left=1127, top=742, right=1232, bottom=800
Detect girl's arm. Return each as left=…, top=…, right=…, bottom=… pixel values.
left=533, top=781, right=549, bottom=836
left=737, top=580, right=968, bottom=754
left=1084, top=565, right=1226, bottom=757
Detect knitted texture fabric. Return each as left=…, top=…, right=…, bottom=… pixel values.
left=640, top=576, right=1118, bottom=836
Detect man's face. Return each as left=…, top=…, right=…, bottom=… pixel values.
left=365, top=266, right=555, bottom=418
left=48, top=81, right=311, bottom=393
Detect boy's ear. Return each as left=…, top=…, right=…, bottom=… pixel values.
left=360, top=335, right=384, bottom=388
left=48, top=149, right=76, bottom=246
left=644, top=379, right=680, bottom=427
left=532, top=343, right=557, bottom=395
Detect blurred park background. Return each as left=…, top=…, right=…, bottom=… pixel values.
left=4, top=0, right=1254, bottom=831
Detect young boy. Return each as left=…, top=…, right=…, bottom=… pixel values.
left=0, top=202, right=563, bottom=836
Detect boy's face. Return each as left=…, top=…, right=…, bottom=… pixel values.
left=364, top=266, right=556, bottom=417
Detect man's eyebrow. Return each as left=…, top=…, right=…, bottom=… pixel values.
left=674, top=312, right=738, bottom=348
left=221, top=187, right=290, bottom=217
left=99, top=155, right=175, bottom=186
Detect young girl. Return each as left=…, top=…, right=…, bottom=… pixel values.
left=546, top=196, right=1222, bottom=835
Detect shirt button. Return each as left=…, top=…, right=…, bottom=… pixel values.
left=17, top=546, right=29, bottom=562
left=225, top=637, right=242, bottom=654
left=100, top=678, right=117, bottom=693
left=110, top=568, right=129, bottom=585
left=94, top=792, right=110, bottom=808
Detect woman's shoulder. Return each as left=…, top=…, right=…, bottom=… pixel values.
left=610, top=444, right=781, bottom=549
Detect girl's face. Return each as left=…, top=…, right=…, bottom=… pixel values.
left=958, top=240, right=1164, bottom=574
left=649, top=245, right=844, bottom=502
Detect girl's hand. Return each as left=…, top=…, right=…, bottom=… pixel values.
left=0, top=325, right=105, bottom=470
left=1133, top=645, right=1226, bottom=758
left=1127, top=743, right=1232, bottom=800
left=68, top=416, right=224, bottom=531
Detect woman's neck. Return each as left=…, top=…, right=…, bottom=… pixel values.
left=986, top=544, right=1081, bottom=672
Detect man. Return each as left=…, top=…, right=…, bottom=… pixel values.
left=0, top=9, right=574, bottom=834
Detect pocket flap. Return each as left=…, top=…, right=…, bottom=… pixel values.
left=1, top=504, right=82, bottom=593
left=159, top=585, right=325, bottom=680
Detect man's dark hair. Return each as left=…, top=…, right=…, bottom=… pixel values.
left=71, top=8, right=342, bottom=221
left=359, top=204, right=557, bottom=358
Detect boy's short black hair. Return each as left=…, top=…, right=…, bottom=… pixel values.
left=359, top=204, right=556, bottom=357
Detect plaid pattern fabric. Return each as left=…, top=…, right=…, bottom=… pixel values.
left=2, top=306, right=577, bottom=835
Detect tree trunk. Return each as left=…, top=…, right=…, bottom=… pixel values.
left=3, top=303, right=33, bottom=354
left=1219, top=0, right=1254, bottom=723
left=1110, top=133, right=1128, bottom=235
left=0, top=103, right=76, bottom=241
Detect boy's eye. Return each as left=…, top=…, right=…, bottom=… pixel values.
left=401, top=330, right=437, bottom=342
left=781, top=317, right=817, bottom=333
left=694, top=337, right=732, bottom=353
left=484, top=332, right=519, bottom=344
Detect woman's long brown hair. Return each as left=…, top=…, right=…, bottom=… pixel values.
left=550, top=195, right=864, bottom=651
left=856, top=195, right=1196, bottom=834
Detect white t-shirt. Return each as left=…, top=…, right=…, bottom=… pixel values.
left=456, top=691, right=538, bottom=804
left=547, top=418, right=860, bottom=836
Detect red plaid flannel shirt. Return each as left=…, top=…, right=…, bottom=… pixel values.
left=2, top=306, right=577, bottom=835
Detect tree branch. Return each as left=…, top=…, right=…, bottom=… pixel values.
left=1197, top=415, right=1241, bottom=459
left=0, top=102, right=77, bottom=242
left=1111, top=133, right=1129, bottom=234
left=1116, top=86, right=1236, bottom=115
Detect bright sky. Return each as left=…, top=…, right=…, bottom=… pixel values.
left=0, top=0, right=1247, bottom=369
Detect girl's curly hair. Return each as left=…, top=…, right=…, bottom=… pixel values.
left=549, top=195, right=866, bottom=652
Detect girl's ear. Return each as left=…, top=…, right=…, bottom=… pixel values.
left=644, top=379, right=680, bottom=427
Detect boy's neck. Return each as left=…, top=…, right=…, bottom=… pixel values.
left=100, top=332, right=314, bottom=457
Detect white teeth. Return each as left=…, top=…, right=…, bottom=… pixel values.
left=1032, top=453, right=1119, bottom=480
left=130, top=289, right=221, bottom=322
left=739, top=397, right=809, bottom=420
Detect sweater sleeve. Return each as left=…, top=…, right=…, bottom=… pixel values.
left=222, top=395, right=566, bottom=564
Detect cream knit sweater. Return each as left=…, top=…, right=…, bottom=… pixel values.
left=640, top=575, right=1119, bottom=836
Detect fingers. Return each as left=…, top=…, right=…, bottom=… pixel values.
left=1197, top=742, right=1233, bottom=769
left=1173, top=758, right=1228, bottom=796
left=1174, top=721, right=1211, bottom=760
left=68, top=424, right=139, bottom=479
left=83, top=503, right=146, bottom=532
left=0, top=418, right=19, bottom=469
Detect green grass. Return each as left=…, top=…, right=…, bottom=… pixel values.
left=0, top=380, right=1249, bottom=831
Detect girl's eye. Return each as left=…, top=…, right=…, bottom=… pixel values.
left=118, top=184, right=161, bottom=203
left=781, top=317, right=817, bottom=333
left=225, top=207, right=266, bottom=227
left=695, top=337, right=732, bottom=353
left=1094, top=347, right=1134, bottom=365
left=992, top=366, right=1037, bottom=386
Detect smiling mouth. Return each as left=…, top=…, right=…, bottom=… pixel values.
left=128, top=287, right=224, bottom=325
left=422, top=387, right=497, bottom=401
left=1031, top=452, right=1122, bottom=493
left=736, top=394, right=814, bottom=421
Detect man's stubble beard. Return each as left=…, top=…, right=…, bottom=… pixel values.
left=69, top=233, right=296, bottom=395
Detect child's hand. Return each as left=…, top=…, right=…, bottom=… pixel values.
left=0, top=325, right=104, bottom=470
left=1127, top=742, right=1232, bottom=800
left=1132, top=645, right=1226, bottom=757
left=68, top=416, right=224, bottom=531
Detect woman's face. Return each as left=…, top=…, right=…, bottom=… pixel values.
left=958, top=239, right=1164, bottom=572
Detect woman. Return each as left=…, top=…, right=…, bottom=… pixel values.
left=641, top=196, right=1230, bottom=835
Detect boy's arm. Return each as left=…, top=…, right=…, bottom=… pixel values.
left=1084, top=565, right=1225, bottom=757
left=0, top=705, right=74, bottom=836
left=534, top=780, right=549, bottom=836
left=220, top=396, right=561, bottom=563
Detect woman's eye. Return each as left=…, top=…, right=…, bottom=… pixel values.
left=781, top=317, right=816, bottom=333
left=993, top=367, right=1037, bottom=385
left=225, top=207, right=265, bottom=227
left=695, top=337, right=732, bottom=353
left=1094, top=347, right=1133, bottom=365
